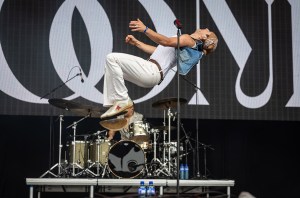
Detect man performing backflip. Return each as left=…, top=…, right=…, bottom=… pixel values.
left=101, top=18, right=218, bottom=119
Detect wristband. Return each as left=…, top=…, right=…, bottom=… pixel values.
left=143, top=26, right=148, bottom=33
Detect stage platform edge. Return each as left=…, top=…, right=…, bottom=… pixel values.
left=26, top=178, right=235, bottom=198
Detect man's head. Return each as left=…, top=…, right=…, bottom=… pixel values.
left=190, top=28, right=218, bottom=55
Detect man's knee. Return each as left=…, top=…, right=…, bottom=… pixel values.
left=106, top=53, right=117, bottom=63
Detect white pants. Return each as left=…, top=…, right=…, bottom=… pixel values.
left=103, top=53, right=161, bottom=107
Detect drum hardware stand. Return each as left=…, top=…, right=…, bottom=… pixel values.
left=162, top=110, right=167, bottom=172
left=40, top=115, right=66, bottom=178
left=100, top=162, right=111, bottom=178
left=151, top=108, right=177, bottom=178
left=152, top=160, right=172, bottom=178
left=150, top=128, right=173, bottom=178
left=167, top=107, right=173, bottom=173
left=148, top=129, right=159, bottom=176
left=66, top=114, right=90, bottom=177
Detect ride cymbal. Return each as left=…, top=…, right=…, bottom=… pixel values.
left=48, top=98, right=103, bottom=117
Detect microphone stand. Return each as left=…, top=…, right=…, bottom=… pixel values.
left=179, top=74, right=202, bottom=179
left=175, top=24, right=182, bottom=196
left=40, top=73, right=81, bottom=100
left=40, top=72, right=81, bottom=178
left=199, top=142, right=214, bottom=179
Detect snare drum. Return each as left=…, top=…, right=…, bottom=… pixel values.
left=108, top=140, right=145, bottom=178
left=89, top=138, right=111, bottom=165
left=129, top=121, right=150, bottom=143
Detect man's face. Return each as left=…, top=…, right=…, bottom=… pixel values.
left=204, top=32, right=218, bottom=51
left=191, top=28, right=211, bottom=41
left=197, top=28, right=211, bottom=39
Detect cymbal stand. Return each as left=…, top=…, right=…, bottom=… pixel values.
left=154, top=107, right=174, bottom=177
left=162, top=109, right=166, bottom=167
left=151, top=111, right=172, bottom=177
left=152, top=129, right=159, bottom=163
left=66, top=114, right=90, bottom=177
left=40, top=115, right=65, bottom=178
left=58, top=115, right=63, bottom=175
left=149, top=128, right=162, bottom=176
left=167, top=107, right=174, bottom=174
left=93, top=138, right=102, bottom=176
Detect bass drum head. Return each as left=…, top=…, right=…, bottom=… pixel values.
left=108, top=140, right=145, bottom=178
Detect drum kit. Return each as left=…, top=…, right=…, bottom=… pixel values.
left=41, top=97, right=191, bottom=179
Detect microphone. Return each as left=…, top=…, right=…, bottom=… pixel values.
left=79, top=68, right=84, bottom=83
left=174, top=19, right=182, bottom=29
left=128, top=162, right=145, bottom=172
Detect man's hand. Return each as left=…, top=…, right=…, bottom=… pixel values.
left=129, top=18, right=146, bottom=33
left=125, top=35, right=139, bottom=46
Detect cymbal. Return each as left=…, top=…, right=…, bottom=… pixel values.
left=99, top=118, right=127, bottom=131
left=152, top=97, right=187, bottom=109
left=48, top=98, right=81, bottom=110
left=153, top=125, right=176, bottom=131
left=48, top=98, right=103, bottom=118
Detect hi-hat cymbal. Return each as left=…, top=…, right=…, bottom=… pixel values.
left=153, top=125, right=176, bottom=131
left=48, top=98, right=103, bottom=118
left=152, top=97, right=187, bottom=109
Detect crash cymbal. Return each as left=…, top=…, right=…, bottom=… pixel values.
left=152, top=97, right=187, bottom=109
left=48, top=98, right=103, bottom=117
left=153, top=125, right=176, bottom=131
left=99, top=118, right=127, bottom=131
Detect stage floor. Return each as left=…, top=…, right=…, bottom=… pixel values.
left=26, top=178, right=234, bottom=198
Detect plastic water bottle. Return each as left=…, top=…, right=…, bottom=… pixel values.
left=147, top=181, right=156, bottom=197
left=180, top=164, right=185, bottom=179
left=184, top=164, right=189, bottom=179
left=138, top=181, right=146, bottom=197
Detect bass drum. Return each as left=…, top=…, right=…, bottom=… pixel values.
left=108, top=140, right=145, bottom=178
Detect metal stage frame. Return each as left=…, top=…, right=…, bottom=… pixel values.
left=26, top=178, right=234, bottom=198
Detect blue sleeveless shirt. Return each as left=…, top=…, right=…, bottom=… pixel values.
left=177, top=40, right=204, bottom=75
